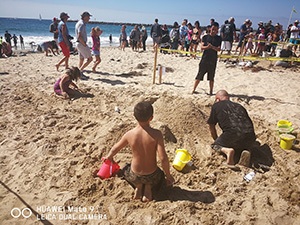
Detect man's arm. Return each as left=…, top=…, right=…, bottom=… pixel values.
left=77, top=30, right=87, bottom=46
left=201, top=42, right=220, bottom=51
left=209, top=124, right=218, bottom=140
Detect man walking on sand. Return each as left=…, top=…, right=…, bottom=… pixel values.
left=207, top=90, right=255, bottom=169
left=75, top=11, right=93, bottom=78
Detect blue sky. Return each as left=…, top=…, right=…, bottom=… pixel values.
left=1, top=0, right=299, bottom=28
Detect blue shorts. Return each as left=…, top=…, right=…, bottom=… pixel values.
left=289, top=39, right=299, bottom=45
left=92, top=50, right=100, bottom=56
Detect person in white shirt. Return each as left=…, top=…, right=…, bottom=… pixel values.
left=289, top=20, right=300, bottom=52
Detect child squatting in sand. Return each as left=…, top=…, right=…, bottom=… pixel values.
left=104, top=101, right=175, bottom=202
left=53, top=66, right=85, bottom=99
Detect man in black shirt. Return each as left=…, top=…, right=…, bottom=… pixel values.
left=207, top=90, right=256, bottom=167
left=192, top=22, right=222, bottom=95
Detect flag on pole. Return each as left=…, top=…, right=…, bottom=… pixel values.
left=292, top=7, right=297, bottom=13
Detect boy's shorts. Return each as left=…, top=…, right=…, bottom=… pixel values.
left=123, top=165, right=164, bottom=187
left=195, top=62, right=217, bottom=81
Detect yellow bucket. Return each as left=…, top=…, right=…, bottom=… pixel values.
left=279, top=134, right=296, bottom=150
left=172, top=149, right=191, bottom=171
left=277, top=120, right=293, bottom=134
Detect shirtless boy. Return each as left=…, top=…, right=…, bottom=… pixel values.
left=104, top=101, right=175, bottom=202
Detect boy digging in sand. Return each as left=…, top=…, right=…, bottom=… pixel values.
left=104, top=101, right=175, bottom=202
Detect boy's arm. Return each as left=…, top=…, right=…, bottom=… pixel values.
left=157, top=131, right=175, bottom=185
left=104, top=133, right=129, bottom=161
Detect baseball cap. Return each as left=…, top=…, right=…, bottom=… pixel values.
left=60, top=12, right=69, bottom=19
left=81, top=11, right=92, bottom=17
left=53, top=17, right=57, bottom=21
left=295, top=20, right=299, bottom=23
left=245, top=19, right=250, bottom=23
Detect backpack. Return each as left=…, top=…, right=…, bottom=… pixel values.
left=171, top=29, right=179, bottom=42
left=129, top=30, right=135, bottom=39
left=223, top=24, right=231, bottom=35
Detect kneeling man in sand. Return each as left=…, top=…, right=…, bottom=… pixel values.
left=104, top=101, right=175, bottom=202
left=207, top=90, right=256, bottom=168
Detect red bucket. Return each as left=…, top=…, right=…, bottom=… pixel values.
left=97, top=158, right=120, bottom=179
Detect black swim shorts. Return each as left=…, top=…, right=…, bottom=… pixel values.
left=123, top=165, right=165, bottom=187
left=211, top=132, right=256, bottom=151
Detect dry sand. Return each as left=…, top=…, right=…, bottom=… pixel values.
left=0, top=47, right=299, bottom=225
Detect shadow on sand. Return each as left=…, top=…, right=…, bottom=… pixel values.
left=0, top=181, right=54, bottom=225
left=161, top=187, right=215, bottom=203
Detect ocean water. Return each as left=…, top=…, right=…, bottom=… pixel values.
left=0, top=17, right=150, bottom=49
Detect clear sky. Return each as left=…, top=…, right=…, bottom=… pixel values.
left=1, top=0, right=300, bottom=28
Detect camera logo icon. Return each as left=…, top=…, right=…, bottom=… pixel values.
left=10, top=208, right=32, bottom=219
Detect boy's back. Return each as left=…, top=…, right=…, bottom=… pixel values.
left=126, top=125, right=162, bottom=175
left=104, top=101, right=174, bottom=201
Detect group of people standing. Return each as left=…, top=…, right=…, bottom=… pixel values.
left=234, top=19, right=285, bottom=56
left=3, top=31, right=25, bottom=50
left=149, top=18, right=203, bottom=55
left=48, top=11, right=103, bottom=77
left=120, top=24, right=148, bottom=51
left=0, top=31, right=24, bottom=57
left=53, top=11, right=99, bottom=75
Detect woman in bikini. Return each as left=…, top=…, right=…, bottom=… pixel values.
left=190, top=21, right=202, bottom=58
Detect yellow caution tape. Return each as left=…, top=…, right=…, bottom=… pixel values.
left=158, top=48, right=300, bottom=62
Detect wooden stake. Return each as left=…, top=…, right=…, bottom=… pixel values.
left=159, top=66, right=162, bottom=84
left=153, top=45, right=158, bottom=84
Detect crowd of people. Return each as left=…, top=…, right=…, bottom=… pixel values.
left=146, top=17, right=300, bottom=57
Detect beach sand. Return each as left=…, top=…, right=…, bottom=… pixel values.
left=0, top=47, right=299, bottom=225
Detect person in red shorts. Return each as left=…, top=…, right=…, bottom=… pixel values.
left=56, top=12, right=70, bottom=71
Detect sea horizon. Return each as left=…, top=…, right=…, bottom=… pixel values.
left=0, top=17, right=154, bottom=50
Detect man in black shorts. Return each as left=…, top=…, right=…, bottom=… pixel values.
left=207, top=90, right=256, bottom=167
left=192, top=22, right=222, bottom=95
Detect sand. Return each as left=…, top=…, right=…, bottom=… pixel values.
left=0, top=47, right=299, bottom=225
